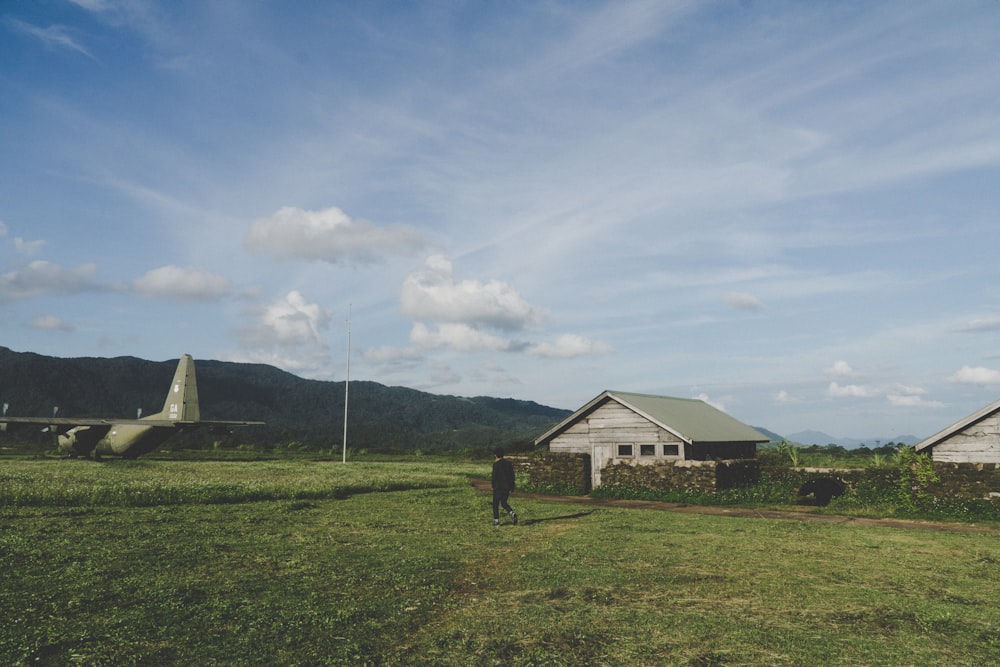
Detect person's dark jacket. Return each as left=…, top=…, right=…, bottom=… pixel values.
left=492, top=458, right=516, bottom=492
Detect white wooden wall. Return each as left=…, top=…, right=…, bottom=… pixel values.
left=549, top=401, right=686, bottom=486
left=932, top=415, right=1000, bottom=463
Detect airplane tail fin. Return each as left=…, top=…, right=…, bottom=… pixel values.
left=151, top=354, right=200, bottom=422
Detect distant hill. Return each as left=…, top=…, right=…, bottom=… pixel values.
left=0, top=347, right=570, bottom=453
left=786, top=430, right=919, bottom=449
left=751, top=426, right=784, bottom=443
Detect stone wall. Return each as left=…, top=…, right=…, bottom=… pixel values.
left=929, top=462, right=1000, bottom=500
left=600, top=458, right=760, bottom=492
left=510, top=452, right=591, bottom=494
left=780, top=466, right=900, bottom=490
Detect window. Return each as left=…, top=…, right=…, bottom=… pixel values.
left=616, top=444, right=633, bottom=457
left=662, top=444, right=679, bottom=457
left=640, top=444, right=656, bottom=457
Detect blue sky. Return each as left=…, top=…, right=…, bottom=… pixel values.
left=3, top=1, right=1000, bottom=441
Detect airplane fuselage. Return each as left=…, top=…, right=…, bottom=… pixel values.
left=3, top=354, right=263, bottom=460
left=60, top=422, right=180, bottom=459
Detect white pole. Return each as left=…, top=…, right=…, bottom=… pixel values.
left=342, top=304, right=351, bottom=463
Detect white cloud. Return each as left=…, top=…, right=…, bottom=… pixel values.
left=363, top=346, right=423, bottom=364
left=0, top=222, right=7, bottom=236
left=694, top=393, right=726, bottom=412
left=29, top=315, right=75, bottom=332
left=828, top=382, right=879, bottom=398
left=6, top=18, right=95, bottom=59
left=245, top=206, right=424, bottom=263
left=887, top=394, right=943, bottom=408
left=133, top=265, right=232, bottom=301
left=0, top=261, right=100, bottom=301
left=13, top=238, right=46, bottom=256
left=231, top=291, right=335, bottom=377
left=68, top=0, right=113, bottom=11
left=775, top=390, right=797, bottom=404
left=410, top=322, right=517, bottom=353
left=527, top=334, right=613, bottom=359
left=399, top=257, right=612, bottom=360
left=401, top=255, right=545, bottom=331
left=256, top=291, right=330, bottom=346
left=886, top=383, right=942, bottom=408
left=948, top=365, right=1000, bottom=385
left=826, top=360, right=857, bottom=378
left=959, top=316, right=1000, bottom=333
left=724, top=291, right=764, bottom=311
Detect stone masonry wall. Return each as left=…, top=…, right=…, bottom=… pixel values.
left=929, top=462, right=1000, bottom=500
left=600, top=459, right=760, bottom=492
left=510, top=452, right=591, bottom=494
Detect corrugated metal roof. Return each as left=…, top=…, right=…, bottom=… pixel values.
left=606, top=391, right=769, bottom=443
left=534, top=390, right=769, bottom=445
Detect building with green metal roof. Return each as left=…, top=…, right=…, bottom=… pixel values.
left=535, top=390, right=769, bottom=488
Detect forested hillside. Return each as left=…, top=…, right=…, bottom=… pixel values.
left=0, top=348, right=569, bottom=453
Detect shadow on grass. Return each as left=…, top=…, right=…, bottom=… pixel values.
left=520, top=511, right=593, bottom=526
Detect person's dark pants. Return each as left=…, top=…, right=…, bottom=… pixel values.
left=492, top=489, right=513, bottom=519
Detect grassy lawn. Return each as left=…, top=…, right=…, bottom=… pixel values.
left=1, top=459, right=998, bottom=665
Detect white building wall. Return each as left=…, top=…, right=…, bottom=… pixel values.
left=932, top=415, right=1000, bottom=464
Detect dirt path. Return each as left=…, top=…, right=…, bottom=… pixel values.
left=469, top=477, right=1000, bottom=535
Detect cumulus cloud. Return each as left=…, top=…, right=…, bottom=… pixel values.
left=245, top=206, right=424, bottom=263
left=948, top=365, right=1000, bottom=385
left=527, top=334, right=613, bottom=359
left=244, top=290, right=331, bottom=346
left=826, top=360, right=857, bottom=377
left=724, top=291, right=764, bottom=311
left=410, top=322, right=519, bottom=353
left=232, top=291, right=334, bottom=377
left=30, top=315, right=75, bottom=332
left=0, top=222, right=7, bottom=236
left=887, top=393, right=944, bottom=408
left=694, top=393, right=726, bottom=412
left=399, top=255, right=611, bottom=360
left=775, top=389, right=797, bottom=404
left=133, top=265, right=233, bottom=301
left=13, top=238, right=45, bottom=256
left=828, top=382, right=878, bottom=398
left=401, top=255, right=545, bottom=331
left=0, top=260, right=100, bottom=301
left=364, top=346, right=424, bottom=364
left=886, top=384, right=943, bottom=408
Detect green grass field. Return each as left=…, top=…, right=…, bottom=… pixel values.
left=2, top=459, right=999, bottom=666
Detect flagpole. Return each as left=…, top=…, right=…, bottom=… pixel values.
left=342, top=304, right=351, bottom=464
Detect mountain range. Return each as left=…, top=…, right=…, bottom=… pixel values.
left=784, top=430, right=919, bottom=449
left=0, top=347, right=569, bottom=453
left=1, top=347, right=917, bottom=453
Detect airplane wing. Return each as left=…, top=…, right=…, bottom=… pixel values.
left=0, top=417, right=264, bottom=427
left=0, top=417, right=114, bottom=426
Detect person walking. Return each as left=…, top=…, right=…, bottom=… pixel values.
left=491, top=447, right=518, bottom=527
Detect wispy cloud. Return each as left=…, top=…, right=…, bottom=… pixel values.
left=5, top=18, right=96, bottom=60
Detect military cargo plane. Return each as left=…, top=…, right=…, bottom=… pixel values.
left=0, top=354, right=263, bottom=459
